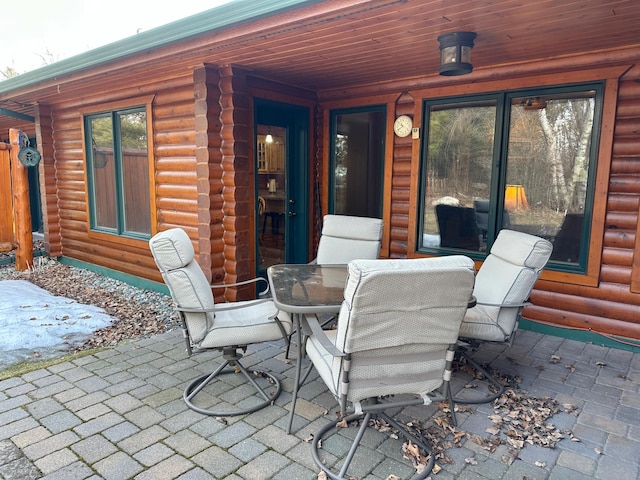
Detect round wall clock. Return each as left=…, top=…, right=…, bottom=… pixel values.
left=393, top=115, right=413, bottom=137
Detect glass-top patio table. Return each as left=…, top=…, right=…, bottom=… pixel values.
left=267, top=263, right=348, bottom=433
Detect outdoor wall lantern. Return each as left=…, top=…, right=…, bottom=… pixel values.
left=437, top=31, right=477, bottom=76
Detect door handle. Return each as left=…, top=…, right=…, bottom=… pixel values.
left=288, top=211, right=297, bottom=217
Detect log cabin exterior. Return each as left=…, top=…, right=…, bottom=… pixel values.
left=1, top=0, right=640, bottom=346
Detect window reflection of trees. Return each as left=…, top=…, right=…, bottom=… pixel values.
left=422, top=87, right=599, bottom=267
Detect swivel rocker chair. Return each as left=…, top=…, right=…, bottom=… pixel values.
left=295, top=256, right=476, bottom=479
left=454, top=229, right=552, bottom=404
left=149, top=228, right=292, bottom=416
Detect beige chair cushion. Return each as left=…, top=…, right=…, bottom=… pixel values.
left=306, top=256, right=475, bottom=404
left=459, top=229, right=552, bottom=342
left=315, top=215, right=383, bottom=265
left=149, top=228, right=291, bottom=348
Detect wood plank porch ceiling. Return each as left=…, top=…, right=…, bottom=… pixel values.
left=1, top=0, right=640, bottom=132
left=167, top=0, right=640, bottom=92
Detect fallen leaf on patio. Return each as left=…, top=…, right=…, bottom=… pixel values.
left=536, top=365, right=545, bottom=371
left=304, top=434, right=314, bottom=443
left=403, top=441, right=420, bottom=458
left=595, top=361, right=606, bottom=367
left=385, top=475, right=401, bottom=480
left=485, top=425, right=501, bottom=435
left=402, top=440, right=430, bottom=473
left=549, top=355, right=560, bottom=363
left=562, top=403, right=579, bottom=414
left=336, top=419, right=348, bottom=428
left=215, top=417, right=227, bottom=425
left=535, top=461, right=546, bottom=468
left=431, top=464, right=442, bottom=474
left=464, top=457, right=478, bottom=465
left=455, top=404, right=475, bottom=414
left=594, top=447, right=603, bottom=455
left=565, top=364, right=576, bottom=372
left=501, top=454, right=516, bottom=465
left=464, top=383, right=478, bottom=389
left=506, top=437, right=524, bottom=449
left=472, top=434, right=501, bottom=453
left=317, top=471, right=327, bottom=480
left=488, top=413, right=503, bottom=423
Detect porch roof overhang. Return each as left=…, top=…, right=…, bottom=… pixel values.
left=1, top=0, right=640, bottom=133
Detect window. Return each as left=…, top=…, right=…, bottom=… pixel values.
left=418, top=83, right=603, bottom=273
left=85, top=106, right=152, bottom=238
left=330, top=106, right=385, bottom=217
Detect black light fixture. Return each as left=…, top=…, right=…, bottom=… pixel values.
left=437, top=31, right=477, bottom=76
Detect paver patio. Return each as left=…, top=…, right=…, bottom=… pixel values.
left=1, top=328, right=638, bottom=479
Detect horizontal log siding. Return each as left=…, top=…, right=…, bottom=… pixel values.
left=389, top=93, right=414, bottom=257
left=48, top=73, right=197, bottom=282
left=528, top=65, right=640, bottom=339
left=193, top=65, right=219, bottom=288
left=218, top=66, right=254, bottom=301
left=35, top=104, right=62, bottom=257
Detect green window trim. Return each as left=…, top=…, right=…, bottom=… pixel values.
left=84, top=105, right=152, bottom=240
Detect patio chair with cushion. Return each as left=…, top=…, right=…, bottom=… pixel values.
left=285, top=214, right=383, bottom=358
left=313, top=214, right=383, bottom=265
left=296, top=256, right=476, bottom=479
left=454, top=229, right=552, bottom=403
left=149, top=228, right=292, bottom=416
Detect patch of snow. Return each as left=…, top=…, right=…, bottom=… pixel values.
left=0, top=280, right=115, bottom=367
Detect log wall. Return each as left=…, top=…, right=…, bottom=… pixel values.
left=369, top=58, right=640, bottom=341
left=46, top=72, right=198, bottom=283
left=527, top=64, right=640, bottom=339
left=29, top=40, right=640, bottom=341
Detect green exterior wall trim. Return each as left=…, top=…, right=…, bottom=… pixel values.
left=0, top=248, right=46, bottom=267
left=58, top=256, right=169, bottom=296
left=519, top=318, right=640, bottom=353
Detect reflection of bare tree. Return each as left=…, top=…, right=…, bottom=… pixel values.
left=567, top=102, right=594, bottom=211
left=536, top=98, right=594, bottom=213
left=538, top=108, right=567, bottom=211
left=424, top=92, right=595, bottom=228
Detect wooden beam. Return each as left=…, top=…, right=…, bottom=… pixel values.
left=0, top=146, right=13, bottom=244
left=9, top=128, right=33, bottom=271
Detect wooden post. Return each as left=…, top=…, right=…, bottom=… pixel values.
left=0, top=143, right=14, bottom=248
left=9, top=128, right=33, bottom=271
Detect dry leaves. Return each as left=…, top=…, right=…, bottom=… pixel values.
left=490, top=388, right=578, bottom=450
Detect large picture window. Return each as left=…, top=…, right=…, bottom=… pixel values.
left=418, top=83, right=603, bottom=273
left=85, top=106, right=152, bottom=238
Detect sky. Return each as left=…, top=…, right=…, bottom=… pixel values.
left=1, top=0, right=233, bottom=75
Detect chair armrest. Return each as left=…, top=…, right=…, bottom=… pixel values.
left=302, top=314, right=345, bottom=357
left=176, top=297, right=272, bottom=314
left=211, top=277, right=270, bottom=296
left=472, top=300, right=530, bottom=308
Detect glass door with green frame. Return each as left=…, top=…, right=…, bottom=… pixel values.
left=255, top=99, right=309, bottom=276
